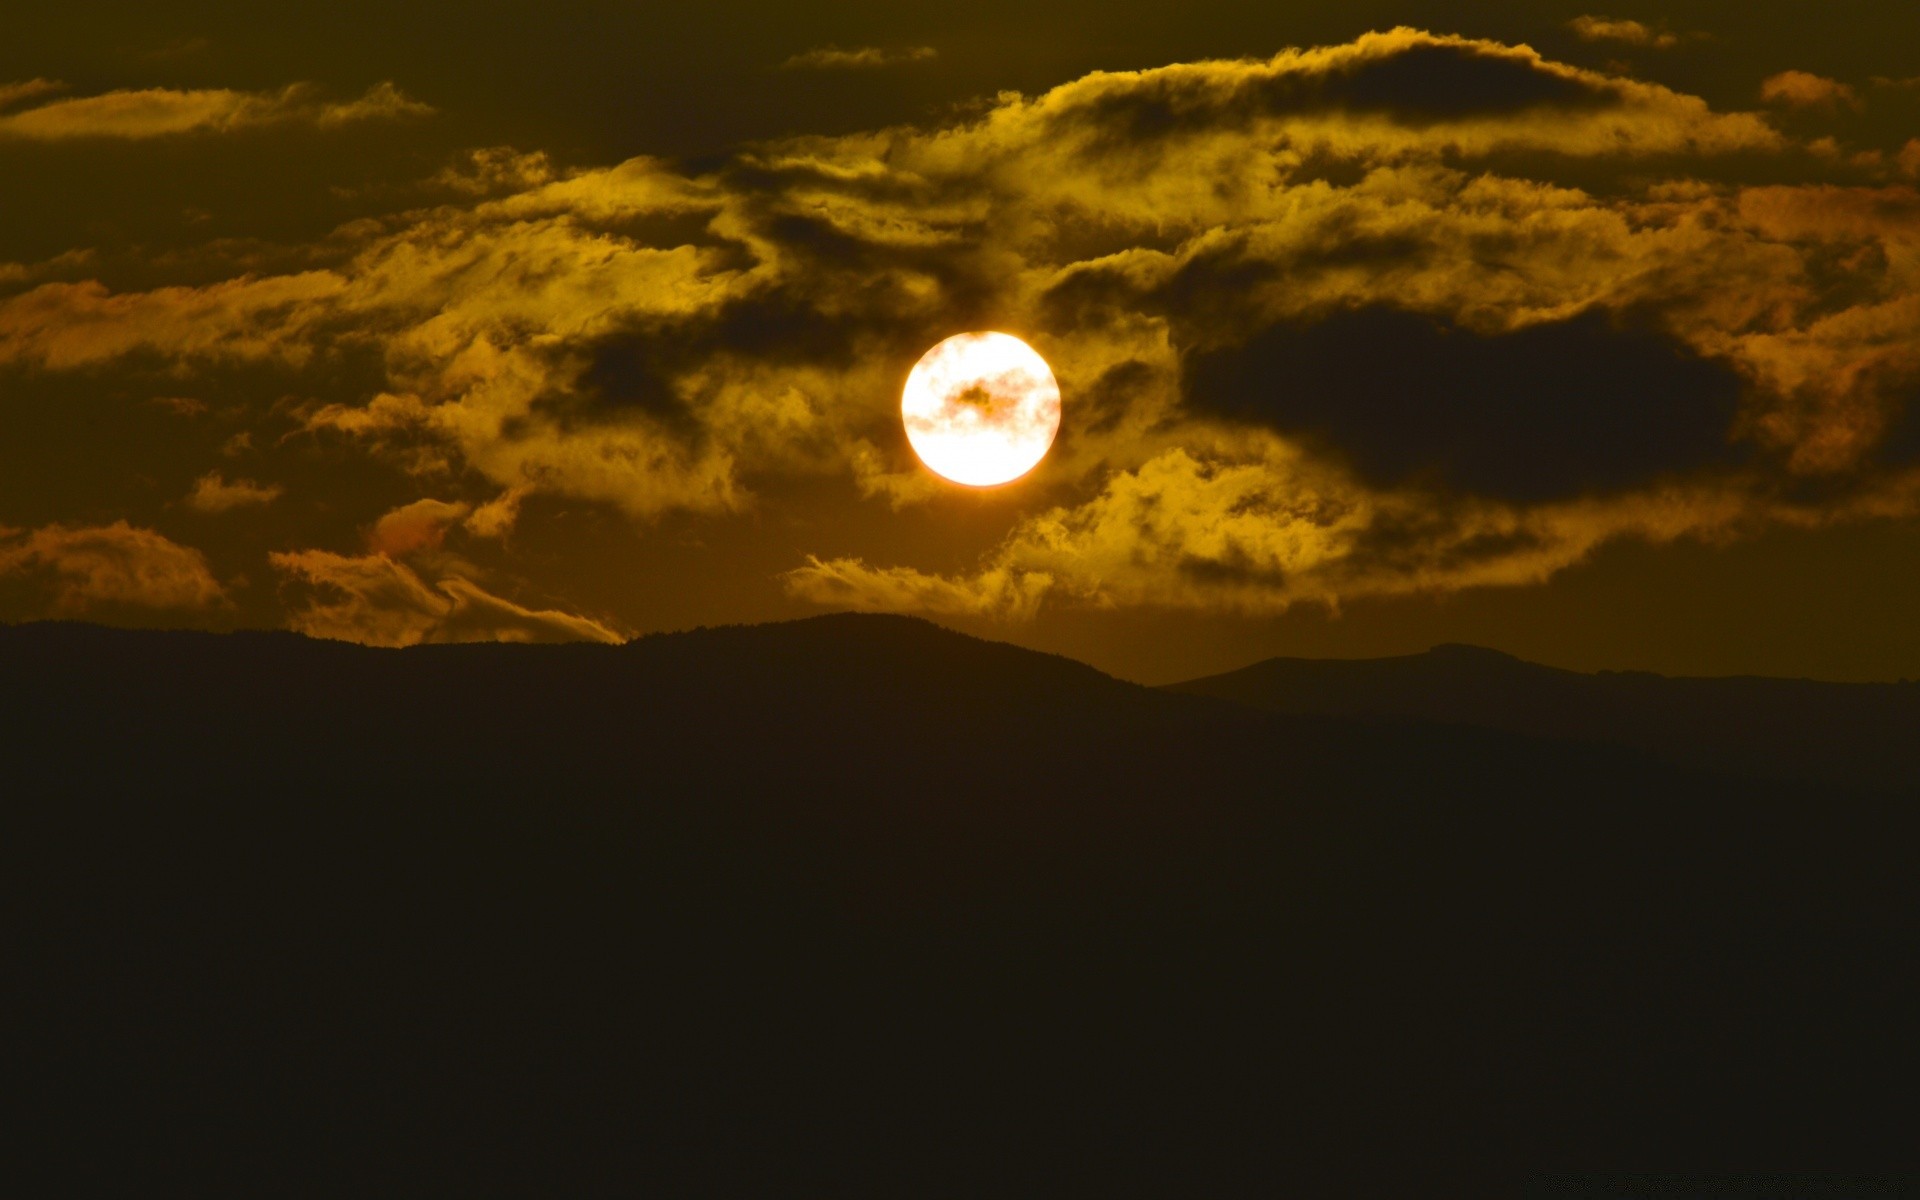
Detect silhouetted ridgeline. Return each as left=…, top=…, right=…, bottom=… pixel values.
left=1168, top=643, right=1920, bottom=791
left=4, top=615, right=1916, bottom=1190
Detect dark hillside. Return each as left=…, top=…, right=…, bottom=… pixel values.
left=1169, top=642, right=1920, bottom=791
left=3, top=615, right=1915, bottom=1190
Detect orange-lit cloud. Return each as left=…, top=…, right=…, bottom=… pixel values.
left=366, top=499, right=469, bottom=557
left=1760, top=71, right=1861, bottom=112
left=0, top=80, right=429, bottom=140
left=269, top=550, right=622, bottom=646
left=0, top=522, right=226, bottom=610
left=0, top=78, right=65, bottom=111
left=184, top=472, right=282, bottom=513
left=0, top=273, right=346, bottom=369
left=1567, top=16, right=1692, bottom=49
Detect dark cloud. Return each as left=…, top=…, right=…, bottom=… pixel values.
left=1057, top=36, right=1617, bottom=148
left=1077, top=359, right=1160, bottom=436
left=1309, top=40, right=1614, bottom=122
left=1181, top=307, right=1748, bottom=501
left=569, top=285, right=915, bottom=434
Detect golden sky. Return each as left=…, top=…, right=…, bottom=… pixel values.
left=5, top=2, right=1920, bottom=681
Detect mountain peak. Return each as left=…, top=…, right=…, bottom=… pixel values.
left=1422, top=642, right=1527, bottom=663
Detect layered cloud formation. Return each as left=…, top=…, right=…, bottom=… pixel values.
left=3, top=28, right=1918, bottom=640
left=0, top=523, right=226, bottom=612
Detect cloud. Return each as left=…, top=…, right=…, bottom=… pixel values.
left=184, top=472, right=283, bottom=513
left=0, top=522, right=226, bottom=610
left=786, top=443, right=1770, bottom=618
left=0, top=80, right=430, bottom=140
left=782, top=46, right=937, bottom=71
left=152, top=395, right=209, bottom=417
left=0, top=248, right=97, bottom=291
left=366, top=498, right=469, bottom=556
left=975, top=27, right=1779, bottom=167
left=1566, top=16, right=1687, bottom=49
left=0, top=273, right=346, bottom=369
left=1180, top=306, right=1746, bottom=501
left=784, top=554, right=1054, bottom=619
left=10, top=29, right=1920, bottom=622
left=0, top=79, right=64, bottom=111
left=428, top=146, right=557, bottom=196
left=463, top=488, right=528, bottom=539
left=268, top=551, right=623, bottom=646
left=1760, top=71, right=1861, bottom=112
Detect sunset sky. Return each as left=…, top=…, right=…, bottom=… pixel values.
left=5, top=0, right=1919, bottom=682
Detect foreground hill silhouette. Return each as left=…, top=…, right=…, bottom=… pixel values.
left=1169, top=643, right=1920, bottom=791
left=5, top=614, right=1915, bottom=1189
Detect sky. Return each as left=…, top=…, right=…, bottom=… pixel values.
left=4, top=1, right=1919, bottom=683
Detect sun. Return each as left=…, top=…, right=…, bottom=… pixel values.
left=901, top=332, right=1061, bottom=487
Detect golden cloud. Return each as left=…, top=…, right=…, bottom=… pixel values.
left=9, top=30, right=1920, bottom=625
left=268, top=550, right=622, bottom=646
left=0, top=80, right=431, bottom=140
left=1760, top=71, right=1861, bottom=112
left=0, top=522, right=226, bottom=611
left=184, top=472, right=283, bottom=513
left=787, top=443, right=1783, bottom=619
left=0, top=273, right=346, bottom=369
left=0, top=78, right=65, bottom=111
left=365, top=498, right=469, bottom=557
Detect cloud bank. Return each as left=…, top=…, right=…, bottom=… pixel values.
left=6, top=27, right=1920, bottom=634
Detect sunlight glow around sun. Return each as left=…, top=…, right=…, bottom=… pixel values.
left=901, top=332, right=1061, bottom=487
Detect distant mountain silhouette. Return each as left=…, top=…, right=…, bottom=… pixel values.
left=1170, top=643, right=1920, bottom=791
left=4, top=615, right=1915, bottom=1189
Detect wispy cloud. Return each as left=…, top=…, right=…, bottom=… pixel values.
left=0, top=78, right=65, bottom=111
left=1567, top=16, right=1698, bottom=50
left=781, top=45, right=937, bottom=71
left=270, top=550, right=622, bottom=646
left=184, top=472, right=282, bottom=513
left=0, top=80, right=430, bottom=140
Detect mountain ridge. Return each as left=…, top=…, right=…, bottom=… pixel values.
left=1168, top=640, right=1920, bottom=791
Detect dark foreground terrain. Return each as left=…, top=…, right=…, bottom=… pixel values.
left=4, top=615, right=1916, bottom=1191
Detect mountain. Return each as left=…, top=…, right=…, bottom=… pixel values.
left=1169, top=642, right=1920, bottom=791
left=4, top=615, right=1915, bottom=1190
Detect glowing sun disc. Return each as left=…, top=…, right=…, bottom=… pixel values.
left=902, top=331, right=1061, bottom=487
